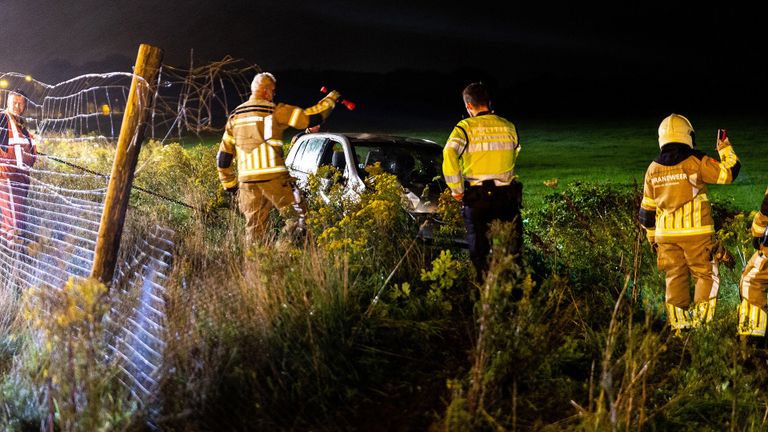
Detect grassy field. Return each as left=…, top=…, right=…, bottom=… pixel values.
left=190, top=114, right=768, bottom=211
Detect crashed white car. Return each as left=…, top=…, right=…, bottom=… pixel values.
left=286, top=132, right=461, bottom=244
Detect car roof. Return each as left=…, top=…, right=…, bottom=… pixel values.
left=320, top=132, right=440, bottom=147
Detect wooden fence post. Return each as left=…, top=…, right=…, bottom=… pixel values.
left=91, top=44, right=164, bottom=284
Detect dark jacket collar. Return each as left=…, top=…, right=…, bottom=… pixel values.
left=655, top=143, right=705, bottom=166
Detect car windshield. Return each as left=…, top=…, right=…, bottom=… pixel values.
left=351, top=141, right=445, bottom=192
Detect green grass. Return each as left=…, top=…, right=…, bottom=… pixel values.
left=377, top=115, right=768, bottom=211
left=182, top=115, right=768, bottom=213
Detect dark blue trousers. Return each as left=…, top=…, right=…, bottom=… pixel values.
left=461, top=182, right=522, bottom=277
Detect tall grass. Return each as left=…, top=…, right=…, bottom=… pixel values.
left=4, top=121, right=768, bottom=430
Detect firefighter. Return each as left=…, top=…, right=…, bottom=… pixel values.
left=0, top=89, right=36, bottom=244
left=737, top=190, right=768, bottom=337
left=442, top=82, right=522, bottom=278
left=216, top=72, right=340, bottom=243
left=639, top=114, right=740, bottom=330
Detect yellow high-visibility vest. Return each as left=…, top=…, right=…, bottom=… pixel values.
left=442, top=113, right=519, bottom=194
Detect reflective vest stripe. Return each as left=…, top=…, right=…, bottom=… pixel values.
left=5, top=178, right=16, bottom=229
left=693, top=196, right=702, bottom=228
left=231, top=115, right=265, bottom=126
left=465, top=173, right=515, bottom=185
left=655, top=225, right=714, bottom=237
left=641, top=196, right=657, bottom=208
left=288, top=108, right=302, bottom=128
left=240, top=166, right=288, bottom=176
left=752, top=220, right=766, bottom=235
left=467, top=140, right=517, bottom=153
left=6, top=115, right=29, bottom=168
left=445, top=138, right=464, bottom=152
left=264, top=115, right=273, bottom=140
left=444, top=174, right=462, bottom=184
left=674, top=206, right=683, bottom=228
left=717, top=165, right=728, bottom=184
left=742, top=254, right=764, bottom=298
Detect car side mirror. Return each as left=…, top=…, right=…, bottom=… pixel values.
left=331, top=151, right=346, bottom=171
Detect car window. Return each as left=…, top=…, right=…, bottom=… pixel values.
left=319, top=139, right=345, bottom=165
left=292, top=137, right=328, bottom=174
left=285, top=139, right=305, bottom=168
left=351, top=141, right=444, bottom=190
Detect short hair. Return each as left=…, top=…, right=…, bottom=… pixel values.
left=251, top=72, right=276, bottom=93
left=9, top=89, right=27, bottom=100
left=462, top=82, right=490, bottom=107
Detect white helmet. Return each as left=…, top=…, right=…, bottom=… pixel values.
left=658, top=113, right=695, bottom=148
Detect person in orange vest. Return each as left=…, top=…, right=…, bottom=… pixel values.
left=216, top=72, right=340, bottom=243
left=0, top=89, right=36, bottom=244
left=638, top=114, right=739, bottom=330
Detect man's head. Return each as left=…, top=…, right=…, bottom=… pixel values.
left=462, top=82, right=491, bottom=117
left=251, top=72, right=276, bottom=101
left=6, top=90, right=27, bottom=117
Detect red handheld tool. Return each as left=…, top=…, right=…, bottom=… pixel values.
left=320, top=86, right=356, bottom=110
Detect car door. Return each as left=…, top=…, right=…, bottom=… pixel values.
left=286, top=136, right=329, bottom=188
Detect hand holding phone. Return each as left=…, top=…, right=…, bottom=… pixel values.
left=717, top=128, right=727, bottom=142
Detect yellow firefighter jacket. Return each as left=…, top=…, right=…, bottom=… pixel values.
left=749, top=187, right=768, bottom=252
left=442, top=112, right=519, bottom=195
left=639, top=141, right=740, bottom=244
left=217, top=92, right=338, bottom=188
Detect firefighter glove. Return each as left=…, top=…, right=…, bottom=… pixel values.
left=712, top=240, right=735, bottom=269
left=325, top=90, right=342, bottom=103
left=716, top=136, right=732, bottom=152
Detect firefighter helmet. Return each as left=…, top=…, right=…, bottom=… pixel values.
left=658, top=113, right=695, bottom=148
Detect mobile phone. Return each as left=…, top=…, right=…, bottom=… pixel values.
left=717, top=128, right=727, bottom=141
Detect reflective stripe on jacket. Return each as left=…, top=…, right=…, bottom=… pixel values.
left=217, top=94, right=336, bottom=186
left=442, top=113, right=519, bottom=195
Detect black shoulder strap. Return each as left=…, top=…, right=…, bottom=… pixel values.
left=456, top=125, right=469, bottom=160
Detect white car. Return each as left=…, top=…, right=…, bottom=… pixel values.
left=286, top=132, right=463, bottom=245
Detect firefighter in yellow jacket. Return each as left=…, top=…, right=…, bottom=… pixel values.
left=217, top=72, right=340, bottom=242
left=738, top=190, right=768, bottom=337
left=442, top=82, right=522, bottom=277
left=639, top=114, right=740, bottom=330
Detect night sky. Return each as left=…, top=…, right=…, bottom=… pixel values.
left=1, top=1, right=767, bottom=118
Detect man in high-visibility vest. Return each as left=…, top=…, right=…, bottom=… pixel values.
left=442, top=82, right=522, bottom=278
left=738, top=190, right=768, bottom=338
left=638, top=114, right=740, bottom=330
left=0, top=89, right=36, bottom=244
left=217, top=72, right=340, bottom=242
